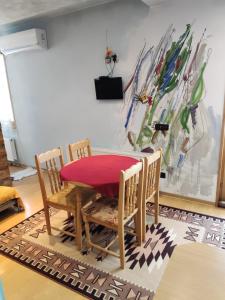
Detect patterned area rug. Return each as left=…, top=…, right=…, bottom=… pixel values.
left=1, top=203, right=225, bottom=300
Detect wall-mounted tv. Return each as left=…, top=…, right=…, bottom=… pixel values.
left=94, top=76, right=123, bottom=100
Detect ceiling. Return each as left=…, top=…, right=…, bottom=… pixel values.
left=0, top=0, right=116, bottom=26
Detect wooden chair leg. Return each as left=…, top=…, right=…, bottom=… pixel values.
left=44, top=205, right=51, bottom=235
left=76, top=194, right=82, bottom=250
left=73, top=209, right=77, bottom=246
left=83, top=215, right=92, bottom=249
left=134, top=211, right=142, bottom=246
left=155, top=192, right=159, bottom=224
left=118, top=225, right=125, bottom=269
left=142, top=200, right=146, bottom=242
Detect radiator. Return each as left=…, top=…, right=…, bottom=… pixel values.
left=3, top=138, right=18, bottom=161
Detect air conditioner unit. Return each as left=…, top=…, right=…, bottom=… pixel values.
left=141, top=0, right=163, bottom=5
left=141, top=0, right=152, bottom=5
left=0, top=28, right=47, bottom=55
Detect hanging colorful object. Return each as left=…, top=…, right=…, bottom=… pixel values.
left=121, top=23, right=212, bottom=185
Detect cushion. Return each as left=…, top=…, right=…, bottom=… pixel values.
left=48, top=186, right=97, bottom=210
left=82, top=197, right=119, bottom=226
left=0, top=186, right=24, bottom=209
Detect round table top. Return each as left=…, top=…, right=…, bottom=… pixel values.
left=60, top=154, right=139, bottom=197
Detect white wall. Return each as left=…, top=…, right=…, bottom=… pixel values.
left=4, top=0, right=225, bottom=202
left=4, top=0, right=147, bottom=162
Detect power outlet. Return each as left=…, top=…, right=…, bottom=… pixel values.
left=160, top=172, right=166, bottom=179
left=155, top=123, right=169, bottom=131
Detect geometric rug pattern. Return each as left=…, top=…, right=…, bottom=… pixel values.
left=1, top=203, right=225, bottom=300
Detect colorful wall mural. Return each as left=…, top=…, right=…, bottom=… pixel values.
left=120, top=24, right=218, bottom=200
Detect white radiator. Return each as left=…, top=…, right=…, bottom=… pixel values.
left=3, top=138, right=18, bottom=161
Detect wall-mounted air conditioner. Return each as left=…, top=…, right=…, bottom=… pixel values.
left=141, top=0, right=164, bottom=5
left=0, top=28, right=47, bottom=55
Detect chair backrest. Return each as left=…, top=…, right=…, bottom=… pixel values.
left=68, top=138, right=92, bottom=162
left=118, top=160, right=144, bottom=222
left=143, top=149, right=162, bottom=202
left=35, top=148, right=64, bottom=201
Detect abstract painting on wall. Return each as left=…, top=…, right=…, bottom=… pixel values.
left=120, top=24, right=219, bottom=201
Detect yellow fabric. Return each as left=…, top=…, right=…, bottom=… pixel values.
left=0, top=186, right=24, bottom=209
left=48, top=186, right=97, bottom=210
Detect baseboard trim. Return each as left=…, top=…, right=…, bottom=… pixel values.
left=160, top=191, right=214, bottom=206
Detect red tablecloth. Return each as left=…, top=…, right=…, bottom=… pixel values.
left=60, top=155, right=139, bottom=197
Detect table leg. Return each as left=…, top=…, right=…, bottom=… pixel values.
left=76, top=192, right=82, bottom=250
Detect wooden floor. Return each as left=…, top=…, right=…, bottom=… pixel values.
left=154, top=243, right=225, bottom=300
left=1, top=256, right=86, bottom=300
left=1, top=170, right=225, bottom=299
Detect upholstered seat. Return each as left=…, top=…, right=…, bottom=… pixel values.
left=49, top=186, right=96, bottom=210
left=82, top=197, right=119, bottom=226
left=0, top=186, right=24, bottom=210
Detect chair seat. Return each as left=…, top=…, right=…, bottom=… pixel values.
left=48, top=186, right=97, bottom=210
left=82, top=197, right=119, bottom=226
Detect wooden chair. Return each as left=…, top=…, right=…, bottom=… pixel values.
left=35, top=147, right=96, bottom=249
left=82, top=161, right=144, bottom=269
left=68, top=138, right=92, bottom=162
left=142, top=149, right=162, bottom=242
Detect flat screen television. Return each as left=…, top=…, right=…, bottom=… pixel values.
left=94, top=76, right=123, bottom=100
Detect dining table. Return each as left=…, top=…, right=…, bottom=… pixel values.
left=60, top=154, right=139, bottom=249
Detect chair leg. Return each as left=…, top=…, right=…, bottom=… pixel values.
left=142, top=200, right=146, bottom=242
left=73, top=209, right=77, bottom=246
left=83, top=215, right=92, bottom=250
left=134, top=211, right=142, bottom=246
left=76, top=195, right=82, bottom=250
left=118, top=225, right=125, bottom=269
left=67, top=212, right=72, bottom=219
left=44, top=204, right=51, bottom=235
left=155, top=192, right=159, bottom=224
